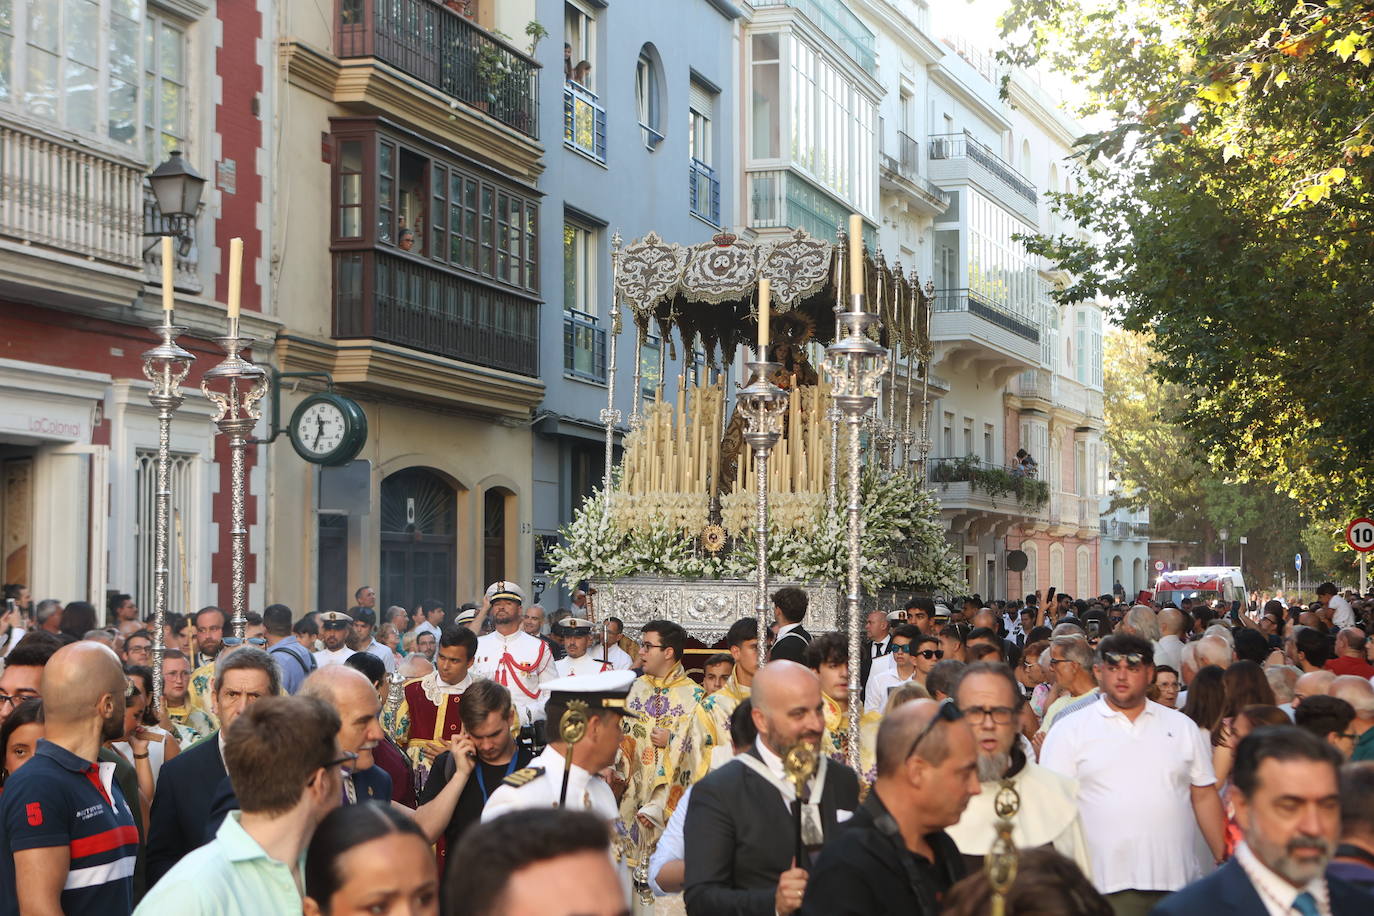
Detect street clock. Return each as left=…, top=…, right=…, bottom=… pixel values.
left=287, top=392, right=367, bottom=466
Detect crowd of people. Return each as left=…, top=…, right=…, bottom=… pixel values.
left=2, top=578, right=1374, bottom=915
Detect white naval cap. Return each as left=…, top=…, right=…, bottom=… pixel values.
left=544, top=668, right=641, bottom=718
left=485, top=580, right=525, bottom=604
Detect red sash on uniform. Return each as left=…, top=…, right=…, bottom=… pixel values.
left=494, top=640, right=548, bottom=698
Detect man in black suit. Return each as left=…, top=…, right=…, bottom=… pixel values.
left=683, top=659, right=859, bottom=916
left=800, top=699, right=978, bottom=914
left=859, top=609, right=895, bottom=690
left=1152, top=725, right=1374, bottom=915
left=768, top=587, right=811, bottom=664
left=145, top=646, right=280, bottom=885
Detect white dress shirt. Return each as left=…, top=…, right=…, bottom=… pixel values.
left=313, top=646, right=353, bottom=668
left=1328, top=595, right=1355, bottom=628
left=482, top=743, right=617, bottom=825
left=870, top=637, right=890, bottom=658
left=649, top=785, right=692, bottom=896
left=362, top=637, right=397, bottom=674
left=864, top=668, right=916, bottom=715
left=413, top=620, right=441, bottom=641
left=1233, top=841, right=1332, bottom=916
left=1040, top=697, right=1216, bottom=894
left=1154, top=634, right=1184, bottom=674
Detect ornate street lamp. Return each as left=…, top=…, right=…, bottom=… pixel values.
left=145, top=150, right=206, bottom=255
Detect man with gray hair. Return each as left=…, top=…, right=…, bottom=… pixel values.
left=1038, top=636, right=1097, bottom=733
left=1119, top=605, right=1160, bottom=643
left=1196, top=633, right=1234, bottom=670
left=32, top=598, right=62, bottom=635
left=1267, top=665, right=1301, bottom=719
left=1330, top=675, right=1374, bottom=762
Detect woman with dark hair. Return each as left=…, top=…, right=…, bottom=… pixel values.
left=941, top=847, right=1112, bottom=916
left=0, top=697, right=43, bottom=789
left=1212, top=664, right=1281, bottom=785
left=58, top=600, right=97, bottom=641
left=304, top=801, right=437, bottom=916
left=1181, top=665, right=1227, bottom=737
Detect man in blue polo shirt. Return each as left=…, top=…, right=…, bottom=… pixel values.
left=0, top=641, right=138, bottom=915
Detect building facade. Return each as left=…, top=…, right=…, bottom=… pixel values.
left=529, top=0, right=740, bottom=607
left=0, top=0, right=274, bottom=614
left=272, top=0, right=547, bottom=615
left=856, top=0, right=1106, bottom=601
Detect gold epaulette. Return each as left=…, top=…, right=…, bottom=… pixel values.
left=503, top=766, right=544, bottom=788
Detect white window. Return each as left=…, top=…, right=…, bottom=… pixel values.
left=635, top=48, right=661, bottom=149
left=942, top=410, right=954, bottom=458
left=749, top=31, right=780, bottom=160
left=689, top=80, right=713, bottom=166
left=1076, top=546, right=1093, bottom=596
left=134, top=447, right=196, bottom=617
left=1022, top=542, right=1038, bottom=595
left=563, top=219, right=596, bottom=316
left=143, top=9, right=188, bottom=162
left=564, top=1, right=595, bottom=90
left=2, top=0, right=142, bottom=145
left=962, top=418, right=973, bottom=457
left=984, top=423, right=995, bottom=464
left=1049, top=543, right=1065, bottom=591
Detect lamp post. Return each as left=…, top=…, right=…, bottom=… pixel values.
left=140, top=154, right=203, bottom=715
left=1220, top=528, right=1229, bottom=566
left=600, top=233, right=624, bottom=498
left=145, top=151, right=206, bottom=256
left=823, top=216, right=889, bottom=772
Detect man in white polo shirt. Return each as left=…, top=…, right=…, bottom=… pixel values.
left=1040, top=632, right=1227, bottom=916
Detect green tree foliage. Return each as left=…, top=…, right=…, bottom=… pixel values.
left=1104, top=329, right=1339, bottom=586
left=1000, top=0, right=1374, bottom=531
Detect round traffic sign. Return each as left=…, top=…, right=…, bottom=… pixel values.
left=1154, top=561, right=1165, bottom=571
left=1347, top=517, right=1374, bottom=552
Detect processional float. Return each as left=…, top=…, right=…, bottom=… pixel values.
left=551, top=218, right=963, bottom=772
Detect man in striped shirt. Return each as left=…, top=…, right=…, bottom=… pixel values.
left=0, top=642, right=138, bottom=916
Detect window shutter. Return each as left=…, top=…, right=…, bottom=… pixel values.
left=688, top=80, right=713, bottom=116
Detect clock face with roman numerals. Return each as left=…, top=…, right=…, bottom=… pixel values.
left=288, top=393, right=367, bottom=465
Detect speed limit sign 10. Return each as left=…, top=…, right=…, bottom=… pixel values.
left=1347, top=517, right=1374, bottom=552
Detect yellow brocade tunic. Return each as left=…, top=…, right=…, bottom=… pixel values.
left=616, top=665, right=704, bottom=852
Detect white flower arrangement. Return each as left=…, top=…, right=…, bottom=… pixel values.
left=547, top=467, right=962, bottom=594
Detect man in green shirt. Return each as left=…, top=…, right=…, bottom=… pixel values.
left=1331, top=676, right=1374, bottom=762
left=134, top=695, right=352, bottom=914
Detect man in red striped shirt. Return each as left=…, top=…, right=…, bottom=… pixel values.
left=0, top=642, right=138, bottom=916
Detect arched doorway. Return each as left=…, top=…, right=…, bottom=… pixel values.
left=380, top=467, right=457, bottom=613
left=1112, top=555, right=1124, bottom=590
left=1132, top=557, right=1144, bottom=595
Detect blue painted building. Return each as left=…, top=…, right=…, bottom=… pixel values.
left=530, top=0, right=741, bottom=605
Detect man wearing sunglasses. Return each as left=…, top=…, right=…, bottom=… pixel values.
left=946, top=662, right=1090, bottom=876
left=1040, top=633, right=1227, bottom=914
left=864, top=628, right=932, bottom=716
left=134, top=695, right=349, bottom=914
left=800, top=699, right=979, bottom=914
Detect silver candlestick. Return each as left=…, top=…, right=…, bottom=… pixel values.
left=141, top=313, right=195, bottom=715
left=601, top=233, right=624, bottom=499
left=201, top=325, right=269, bottom=640
left=386, top=668, right=406, bottom=718
left=736, top=359, right=786, bottom=665
left=823, top=302, right=888, bottom=773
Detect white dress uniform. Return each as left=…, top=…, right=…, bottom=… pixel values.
left=604, top=643, right=635, bottom=670
left=482, top=742, right=619, bottom=823
left=556, top=652, right=615, bottom=677
left=473, top=627, right=556, bottom=726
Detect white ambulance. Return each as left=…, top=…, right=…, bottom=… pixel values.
left=1153, top=567, right=1248, bottom=608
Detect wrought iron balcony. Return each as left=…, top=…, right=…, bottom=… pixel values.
left=928, top=130, right=1037, bottom=205
left=333, top=249, right=538, bottom=377
left=336, top=0, right=539, bottom=140
left=932, top=288, right=1040, bottom=343
left=0, top=116, right=143, bottom=268
left=563, top=308, right=606, bottom=382
left=689, top=158, right=721, bottom=226
left=563, top=81, right=606, bottom=163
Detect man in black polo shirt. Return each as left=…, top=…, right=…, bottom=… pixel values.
left=0, top=642, right=138, bottom=915
left=419, top=678, right=532, bottom=874
left=800, top=699, right=980, bottom=915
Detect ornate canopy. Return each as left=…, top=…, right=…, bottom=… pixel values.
left=613, top=228, right=931, bottom=366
